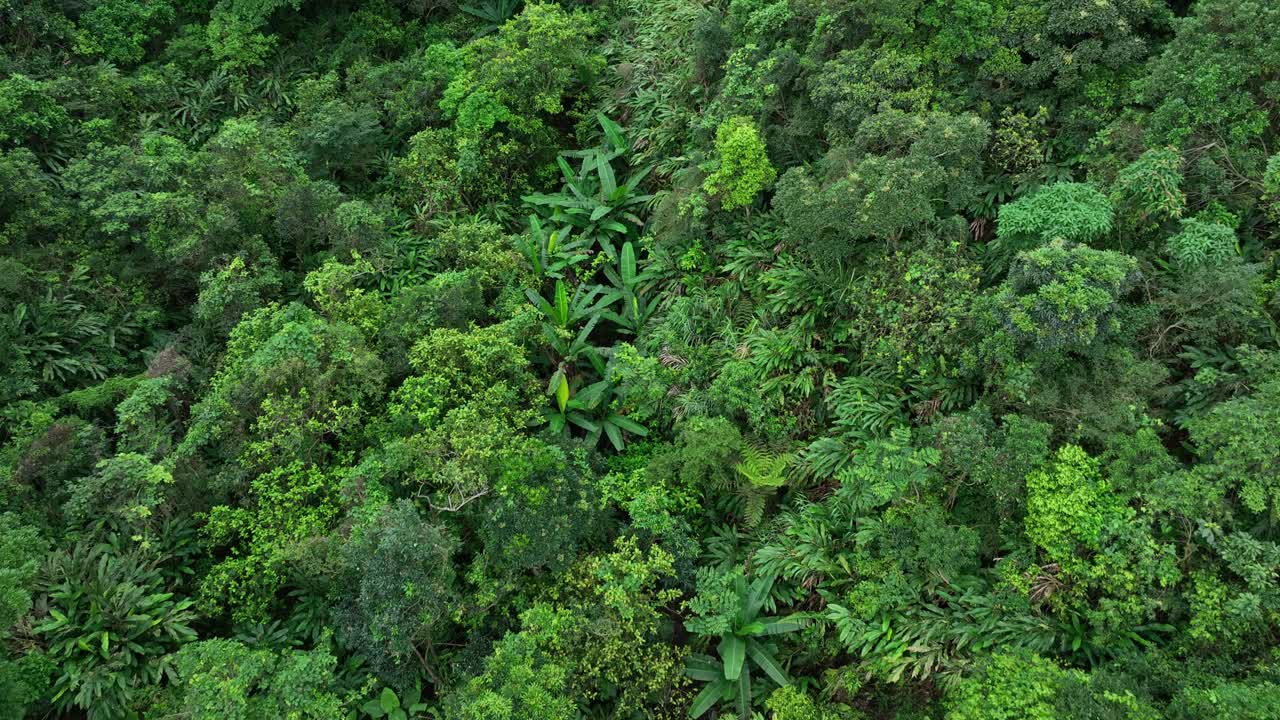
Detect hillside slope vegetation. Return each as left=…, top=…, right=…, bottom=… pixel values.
left=2, top=0, right=1280, bottom=717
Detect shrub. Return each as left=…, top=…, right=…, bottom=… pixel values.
left=704, top=116, right=776, bottom=210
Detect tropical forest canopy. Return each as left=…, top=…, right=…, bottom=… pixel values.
left=2, top=0, right=1280, bottom=717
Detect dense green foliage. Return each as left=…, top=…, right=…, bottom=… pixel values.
left=3, top=0, right=1280, bottom=718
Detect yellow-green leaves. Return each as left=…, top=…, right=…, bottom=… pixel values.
left=555, top=371, right=570, bottom=412
left=703, top=116, right=776, bottom=211
left=1025, top=445, right=1122, bottom=568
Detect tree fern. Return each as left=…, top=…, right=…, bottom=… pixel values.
left=460, top=0, right=522, bottom=35
left=735, top=444, right=793, bottom=528
left=736, top=444, right=791, bottom=488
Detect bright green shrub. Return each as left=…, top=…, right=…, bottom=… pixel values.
left=810, top=48, right=938, bottom=141
left=766, top=686, right=823, bottom=720
left=704, top=116, right=776, bottom=210
left=1139, top=0, right=1279, bottom=148
left=991, top=107, right=1049, bottom=175
left=391, top=322, right=537, bottom=434
left=392, top=128, right=465, bottom=214
left=199, top=460, right=343, bottom=621
left=195, top=256, right=284, bottom=337
left=1263, top=153, right=1280, bottom=220
left=177, top=302, right=385, bottom=476
left=945, top=652, right=1068, bottom=720
left=997, top=182, right=1115, bottom=248
left=1188, top=351, right=1280, bottom=517
left=114, top=375, right=182, bottom=459
left=766, top=685, right=859, bottom=720
left=303, top=253, right=386, bottom=338
left=478, top=440, right=604, bottom=577
left=545, top=537, right=688, bottom=717
left=206, top=0, right=303, bottom=68
left=443, top=605, right=578, bottom=720
left=166, top=639, right=346, bottom=719
left=1176, top=679, right=1280, bottom=720
left=1025, top=445, right=1122, bottom=568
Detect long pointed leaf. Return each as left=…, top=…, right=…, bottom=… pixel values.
left=685, top=654, right=725, bottom=682
left=586, top=348, right=606, bottom=376
left=746, top=639, right=788, bottom=687
left=686, top=665, right=724, bottom=682
left=555, top=374, right=569, bottom=412
left=735, top=669, right=751, bottom=720
left=556, top=156, right=575, bottom=183
left=758, top=616, right=805, bottom=636
left=719, top=635, right=746, bottom=681
left=597, top=157, right=617, bottom=197
left=625, top=164, right=653, bottom=189
left=610, top=414, right=648, bottom=435
left=553, top=280, right=568, bottom=326
left=686, top=653, right=723, bottom=672
left=575, top=379, right=609, bottom=408
left=621, top=242, right=637, bottom=287
left=598, top=113, right=627, bottom=151
left=745, top=576, right=774, bottom=620
left=525, top=289, right=553, bottom=319
left=567, top=412, right=599, bottom=433
left=603, top=422, right=624, bottom=451
left=589, top=288, right=622, bottom=312
left=599, top=310, right=629, bottom=327
left=573, top=315, right=601, bottom=349
left=688, top=679, right=730, bottom=719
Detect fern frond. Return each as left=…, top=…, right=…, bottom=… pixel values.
left=735, top=444, right=792, bottom=488
left=742, top=491, right=767, bottom=529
